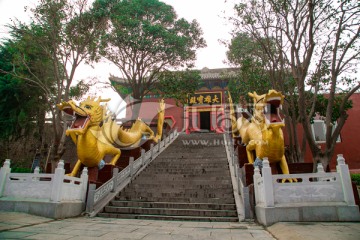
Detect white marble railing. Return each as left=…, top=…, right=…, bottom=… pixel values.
left=0, top=160, right=88, bottom=202
left=254, top=155, right=356, bottom=207
left=86, top=129, right=179, bottom=213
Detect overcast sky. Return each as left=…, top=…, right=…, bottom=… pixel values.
left=0, top=0, right=236, bottom=116
left=0, top=0, right=235, bottom=68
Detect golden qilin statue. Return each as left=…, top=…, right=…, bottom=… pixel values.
left=232, top=90, right=294, bottom=181
left=57, top=97, right=165, bottom=177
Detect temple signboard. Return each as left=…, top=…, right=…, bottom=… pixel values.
left=188, top=92, right=222, bottom=105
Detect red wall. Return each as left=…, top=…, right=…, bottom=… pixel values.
left=289, top=93, right=360, bottom=171
left=125, top=98, right=184, bottom=132
left=126, top=93, right=360, bottom=171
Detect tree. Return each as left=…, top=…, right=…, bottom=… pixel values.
left=1, top=0, right=107, bottom=163
left=232, top=0, right=360, bottom=170
left=225, top=33, right=272, bottom=105
left=0, top=36, right=53, bottom=163
left=225, top=30, right=304, bottom=163
left=98, top=0, right=206, bottom=118
left=0, top=37, right=51, bottom=140
left=156, top=69, right=202, bottom=106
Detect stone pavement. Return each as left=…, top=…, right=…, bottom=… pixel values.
left=0, top=211, right=359, bottom=240
left=0, top=212, right=272, bottom=240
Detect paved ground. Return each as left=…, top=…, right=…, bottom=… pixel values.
left=0, top=212, right=359, bottom=240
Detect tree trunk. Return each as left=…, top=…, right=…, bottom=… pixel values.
left=312, top=152, right=330, bottom=173
left=36, top=102, right=46, bottom=149
left=50, top=110, right=66, bottom=172
left=131, top=99, right=142, bottom=120
left=283, top=101, right=305, bottom=163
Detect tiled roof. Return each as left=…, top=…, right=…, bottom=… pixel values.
left=200, top=67, right=238, bottom=80
left=109, top=67, right=239, bottom=83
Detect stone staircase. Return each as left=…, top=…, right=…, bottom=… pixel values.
left=97, top=133, right=238, bottom=222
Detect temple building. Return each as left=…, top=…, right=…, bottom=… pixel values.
left=112, top=67, right=237, bottom=134
left=110, top=67, right=360, bottom=171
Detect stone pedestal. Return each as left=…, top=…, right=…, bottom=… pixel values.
left=87, top=167, right=99, bottom=184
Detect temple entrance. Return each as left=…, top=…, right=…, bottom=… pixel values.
left=185, top=106, right=225, bottom=134
left=200, top=111, right=211, bottom=131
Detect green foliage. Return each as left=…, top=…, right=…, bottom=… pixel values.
left=351, top=174, right=360, bottom=186
left=1, top=0, right=109, bottom=160
left=0, top=41, right=47, bottom=140
left=30, top=0, right=106, bottom=64
left=227, top=33, right=264, bottom=66
left=313, top=94, right=353, bottom=122
left=226, top=33, right=271, bottom=103
left=97, top=0, right=206, bottom=101
left=11, top=167, right=32, bottom=173
left=69, top=80, right=91, bottom=100
left=110, top=81, right=133, bottom=99
left=157, top=70, right=202, bottom=106
left=230, top=0, right=359, bottom=164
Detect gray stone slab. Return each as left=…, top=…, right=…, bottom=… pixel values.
left=267, top=222, right=360, bottom=240
left=0, top=231, right=38, bottom=239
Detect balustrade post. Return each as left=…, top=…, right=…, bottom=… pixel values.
left=86, top=184, right=96, bottom=212
left=317, top=163, right=325, bottom=173
left=237, top=168, right=241, bottom=195
left=253, top=165, right=261, bottom=204
left=50, top=160, right=65, bottom=202
left=80, top=167, right=88, bottom=201
left=111, top=168, right=119, bottom=193
left=0, top=159, right=11, bottom=197
left=262, top=158, right=274, bottom=207
left=129, top=157, right=135, bottom=178
left=150, top=144, right=154, bottom=161
left=234, top=160, right=238, bottom=178
left=141, top=149, right=146, bottom=166
left=33, top=166, right=40, bottom=181
left=336, top=154, right=355, bottom=205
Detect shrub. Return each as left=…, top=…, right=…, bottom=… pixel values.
left=11, top=167, right=31, bottom=173
left=351, top=174, right=360, bottom=186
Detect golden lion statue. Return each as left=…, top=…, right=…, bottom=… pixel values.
left=233, top=90, right=294, bottom=182
left=57, top=97, right=165, bottom=177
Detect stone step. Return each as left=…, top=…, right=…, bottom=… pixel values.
left=126, top=181, right=232, bottom=190
left=132, top=175, right=231, bottom=182
left=118, top=192, right=234, bottom=203
left=136, top=174, right=231, bottom=180
left=116, top=196, right=235, bottom=204
left=110, top=200, right=236, bottom=211
left=122, top=185, right=234, bottom=192
left=142, top=170, right=229, bottom=175
left=159, top=153, right=226, bottom=158
left=147, top=161, right=229, bottom=167
left=139, top=167, right=230, bottom=175
left=97, top=133, right=238, bottom=222
left=142, top=166, right=230, bottom=172
left=159, top=149, right=227, bottom=154
left=120, top=190, right=234, bottom=198
left=103, top=206, right=237, bottom=217
left=127, top=183, right=233, bottom=190
left=97, top=212, right=238, bottom=222
left=149, top=162, right=229, bottom=168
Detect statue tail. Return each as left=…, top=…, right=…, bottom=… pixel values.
left=154, top=99, right=165, bottom=142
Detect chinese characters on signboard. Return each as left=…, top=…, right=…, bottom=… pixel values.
left=188, top=92, right=222, bottom=105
